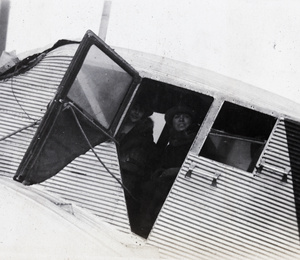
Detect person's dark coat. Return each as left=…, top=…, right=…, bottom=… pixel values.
left=160, top=126, right=197, bottom=170
left=118, top=117, right=156, bottom=177
left=117, top=117, right=156, bottom=230
left=138, top=123, right=198, bottom=234
left=153, top=123, right=198, bottom=182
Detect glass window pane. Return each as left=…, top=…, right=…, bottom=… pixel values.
left=67, top=45, right=133, bottom=128
left=200, top=102, right=276, bottom=172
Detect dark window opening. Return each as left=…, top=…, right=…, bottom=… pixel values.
left=199, top=101, right=276, bottom=172
left=117, top=78, right=213, bottom=238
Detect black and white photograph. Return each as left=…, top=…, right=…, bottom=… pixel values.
left=0, top=1, right=300, bottom=259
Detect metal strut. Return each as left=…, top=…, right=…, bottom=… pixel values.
left=67, top=103, right=136, bottom=200
left=0, top=118, right=41, bottom=142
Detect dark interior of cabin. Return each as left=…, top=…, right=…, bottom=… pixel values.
left=118, top=78, right=213, bottom=238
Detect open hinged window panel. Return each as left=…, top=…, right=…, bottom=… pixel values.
left=14, top=30, right=141, bottom=185
left=63, top=30, right=141, bottom=131
left=67, top=44, right=137, bottom=129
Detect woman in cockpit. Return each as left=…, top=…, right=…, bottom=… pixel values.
left=137, top=105, right=199, bottom=236
left=152, top=105, right=198, bottom=182
left=117, top=101, right=156, bottom=227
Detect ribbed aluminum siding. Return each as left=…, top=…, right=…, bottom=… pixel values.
left=0, top=51, right=130, bottom=234
left=148, top=118, right=300, bottom=260
left=0, top=54, right=72, bottom=177
left=40, top=142, right=130, bottom=233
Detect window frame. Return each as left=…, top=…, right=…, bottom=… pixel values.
left=15, top=30, right=141, bottom=184
left=195, top=99, right=277, bottom=173
left=56, top=30, right=141, bottom=133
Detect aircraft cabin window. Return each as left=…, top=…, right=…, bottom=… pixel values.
left=67, top=45, right=133, bottom=129
left=199, top=101, right=276, bottom=172
left=117, top=78, right=214, bottom=238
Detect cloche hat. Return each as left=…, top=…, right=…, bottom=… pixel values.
left=165, top=105, right=196, bottom=125
left=132, top=101, right=153, bottom=118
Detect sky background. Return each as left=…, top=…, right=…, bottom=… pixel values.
left=4, top=0, right=300, bottom=104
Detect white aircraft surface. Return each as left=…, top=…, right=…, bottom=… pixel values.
left=0, top=176, right=160, bottom=260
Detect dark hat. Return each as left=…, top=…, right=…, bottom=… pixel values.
left=165, top=105, right=196, bottom=125
left=132, top=101, right=153, bottom=118
left=143, top=105, right=153, bottom=118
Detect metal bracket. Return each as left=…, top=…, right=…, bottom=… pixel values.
left=255, top=158, right=291, bottom=183
left=211, top=171, right=221, bottom=187
left=185, top=162, right=221, bottom=187
left=185, top=162, right=196, bottom=179
left=281, top=167, right=291, bottom=183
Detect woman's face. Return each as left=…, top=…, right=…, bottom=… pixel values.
left=172, top=113, right=192, bottom=132
left=129, top=105, right=145, bottom=123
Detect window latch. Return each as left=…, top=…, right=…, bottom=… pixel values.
left=255, top=158, right=291, bottom=183
left=185, top=162, right=221, bottom=187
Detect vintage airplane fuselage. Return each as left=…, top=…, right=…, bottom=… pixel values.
left=0, top=31, right=300, bottom=260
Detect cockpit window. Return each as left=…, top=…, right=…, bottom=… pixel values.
left=199, top=101, right=276, bottom=172
left=67, top=45, right=133, bottom=129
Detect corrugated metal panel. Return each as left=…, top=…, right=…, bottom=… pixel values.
left=40, top=142, right=131, bottom=233
left=0, top=50, right=131, bottom=234
left=148, top=118, right=300, bottom=260
left=0, top=54, right=73, bottom=177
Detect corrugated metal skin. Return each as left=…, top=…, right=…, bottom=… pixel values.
left=148, top=118, right=300, bottom=260
left=0, top=54, right=72, bottom=177
left=40, top=142, right=130, bottom=233
left=0, top=50, right=131, bottom=234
